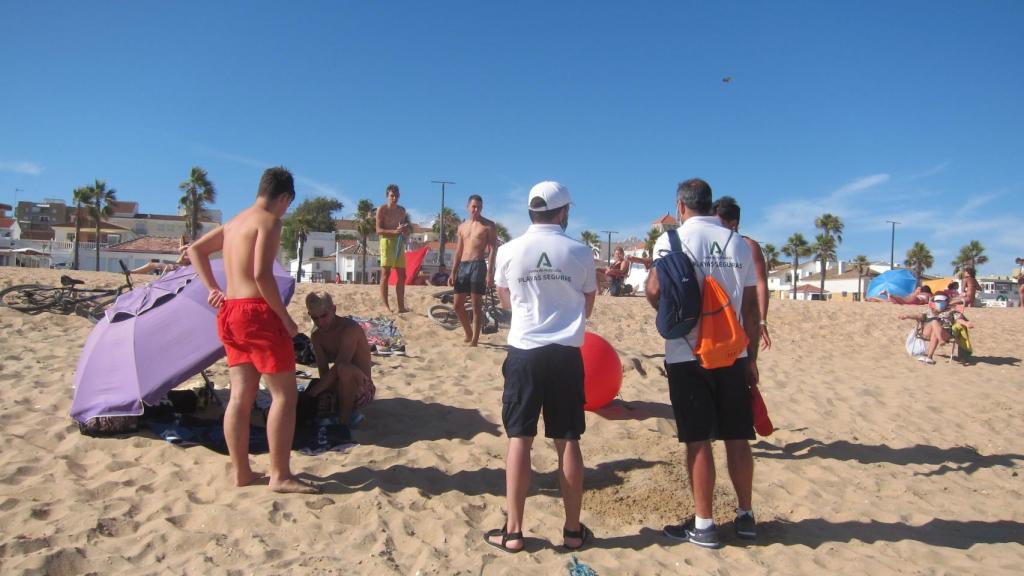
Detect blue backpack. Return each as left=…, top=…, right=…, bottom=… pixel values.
left=654, top=229, right=702, bottom=339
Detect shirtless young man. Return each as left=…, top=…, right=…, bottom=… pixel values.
left=962, top=267, right=980, bottom=307
left=376, top=184, right=411, bottom=313
left=304, top=291, right=375, bottom=427
left=714, top=196, right=772, bottom=350
left=188, top=167, right=316, bottom=494
left=449, top=194, right=497, bottom=346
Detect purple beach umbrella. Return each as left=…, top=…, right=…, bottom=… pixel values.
left=70, top=259, right=295, bottom=423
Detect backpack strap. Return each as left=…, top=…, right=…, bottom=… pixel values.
left=667, top=228, right=683, bottom=254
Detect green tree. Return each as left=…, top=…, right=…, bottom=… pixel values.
left=178, top=166, right=217, bottom=242
left=850, top=254, right=871, bottom=300
left=432, top=207, right=461, bottom=244
left=494, top=222, right=511, bottom=244
left=904, top=242, right=934, bottom=283
left=354, top=199, right=376, bottom=284
left=951, top=240, right=988, bottom=278
left=781, top=233, right=812, bottom=299
left=281, top=197, right=344, bottom=260
left=814, top=213, right=844, bottom=297
left=644, top=227, right=661, bottom=258
left=762, top=243, right=782, bottom=271
left=812, top=234, right=837, bottom=297
left=580, top=230, right=600, bottom=257
left=71, top=186, right=93, bottom=271
left=88, top=179, right=117, bottom=271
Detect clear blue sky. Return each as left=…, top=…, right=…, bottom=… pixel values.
left=3, top=1, right=1021, bottom=275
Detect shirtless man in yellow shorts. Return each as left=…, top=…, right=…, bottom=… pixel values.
left=376, top=184, right=411, bottom=313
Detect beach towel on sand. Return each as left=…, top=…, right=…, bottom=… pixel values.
left=348, top=315, right=407, bottom=355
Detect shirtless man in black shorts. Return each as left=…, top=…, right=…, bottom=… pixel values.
left=304, top=291, right=375, bottom=427
left=449, top=194, right=497, bottom=346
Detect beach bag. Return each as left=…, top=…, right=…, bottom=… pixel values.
left=293, top=333, right=317, bottom=366
left=654, top=229, right=702, bottom=339
left=905, top=328, right=927, bottom=357
left=951, top=323, right=973, bottom=357
left=78, top=415, right=139, bottom=436
left=693, top=275, right=749, bottom=369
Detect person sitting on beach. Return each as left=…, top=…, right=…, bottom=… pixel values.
left=899, top=293, right=973, bottom=365
left=376, top=184, right=411, bottom=313
left=304, top=291, right=375, bottom=428
left=429, top=264, right=450, bottom=286
left=188, top=166, right=316, bottom=493
left=714, top=195, right=771, bottom=349
left=606, top=247, right=633, bottom=296
left=887, top=284, right=933, bottom=305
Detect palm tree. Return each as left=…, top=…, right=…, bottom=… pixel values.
left=432, top=207, right=461, bottom=244
left=762, top=243, right=782, bottom=271
left=293, top=213, right=315, bottom=283
left=580, top=230, right=601, bottom=259
left=71, top=186, right=93, bottom=270
left=354, top=199, right=376, bottom=284
left=178, top=166, right=216, bottom=242
left=494, top=222, right=511, bottom=244
left=88, top=179, right=117, bottom=271
left=781, top=233, right=812, bottom=299
left=904, top=242, right=934, bottom=284
left=850, top=254, right=871, bottom=300
left=812, top=234, right=837, bottom=297
left=951, top=240, right=988, bottom=278
left=644, top=227, right=661, bottom=258
left=814, top=213, right=844, bottom=297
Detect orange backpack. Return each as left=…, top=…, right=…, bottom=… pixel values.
left=693, top=276, right=749, bottom=370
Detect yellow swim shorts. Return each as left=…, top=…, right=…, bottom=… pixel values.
left=379, top=235, right=406, bottom=268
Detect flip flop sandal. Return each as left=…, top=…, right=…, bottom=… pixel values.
left=562, top=523, right=594, bottom=551
left=484, top=527, right=524, bottom=554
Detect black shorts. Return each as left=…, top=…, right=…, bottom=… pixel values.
left=666, top=358, right=753, bottom=443
left=502, top=344, right=586, bottom=439
left=454, top=260, right=487, bottom=295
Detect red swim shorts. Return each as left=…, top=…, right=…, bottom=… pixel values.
left=217, top=298, right=296, bottom=374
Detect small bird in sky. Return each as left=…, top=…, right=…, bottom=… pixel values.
left=722, top=76, right=732, bottom=84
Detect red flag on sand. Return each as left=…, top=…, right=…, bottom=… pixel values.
left=751, top=383, right=773, bottom=436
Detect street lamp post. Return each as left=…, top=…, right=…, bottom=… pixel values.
left=431, top=180, right=455, bottom=269
left=600, top=230, right=618, bottom=265
left=886, top=220, right=900, bottom=269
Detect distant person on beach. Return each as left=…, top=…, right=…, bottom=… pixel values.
left=714, top=195, right=771, bottom=349
left=962, top=267, right=980, bottom=307
left=605, top=247, right=632, bottom=296
left=887, top=284, right=932, bottom=305
left=130, top=240, right=190, bottom=275
left=485, top=181, right=597, bottom=553
left=449, top=194, right=497, bottom=346
left=429, top=264, right=450, bottom=286
left=304, top=291, right=375, bottom=427
left=376, top=184, right=411, bottom=313
left=899, top=293, right=973, bottom=364
left=646, top=178, right=759, bottom=548
left=1017, top=258, right=1024, bottom=308
left=188, top=166, right=316, bottom=494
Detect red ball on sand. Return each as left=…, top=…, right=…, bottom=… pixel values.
left=581, top=332, right=623, bottom=411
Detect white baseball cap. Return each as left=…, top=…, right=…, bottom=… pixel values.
left=528, top=181, right=572, bottom=211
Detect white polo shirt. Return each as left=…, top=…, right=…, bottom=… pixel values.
left=494, top=224, right=597, bottom=349
left=653, top=215, right=756, bottom=364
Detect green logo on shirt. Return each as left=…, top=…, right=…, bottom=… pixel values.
left=710, top=241, right=724, bottom=256
left=536, top=252, right=553, bottom=268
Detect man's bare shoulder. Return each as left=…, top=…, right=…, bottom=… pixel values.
left=479, top=216, right=496, bottom=228
left=228, top=206, right=279, bottom=231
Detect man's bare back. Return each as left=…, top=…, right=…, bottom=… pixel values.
left=221, top=206, right=283, bottom=298
left=312, top=317, right=372, bottom=379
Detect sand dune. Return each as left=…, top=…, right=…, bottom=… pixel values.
left=1, top=266, right=1022, bottom=575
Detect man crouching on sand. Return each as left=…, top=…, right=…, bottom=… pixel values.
left=189, top=166, right=317, bottom=494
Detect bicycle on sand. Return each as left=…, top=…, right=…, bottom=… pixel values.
left=0, top=260, right=134, bottom=323
left=427, top=286, right=510, bottom=334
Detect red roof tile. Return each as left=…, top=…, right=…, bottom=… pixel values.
left=106, top=236, right=183, bottom=254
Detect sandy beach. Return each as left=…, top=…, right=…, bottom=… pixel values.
left=1, top=266, right=1022, bottom=575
